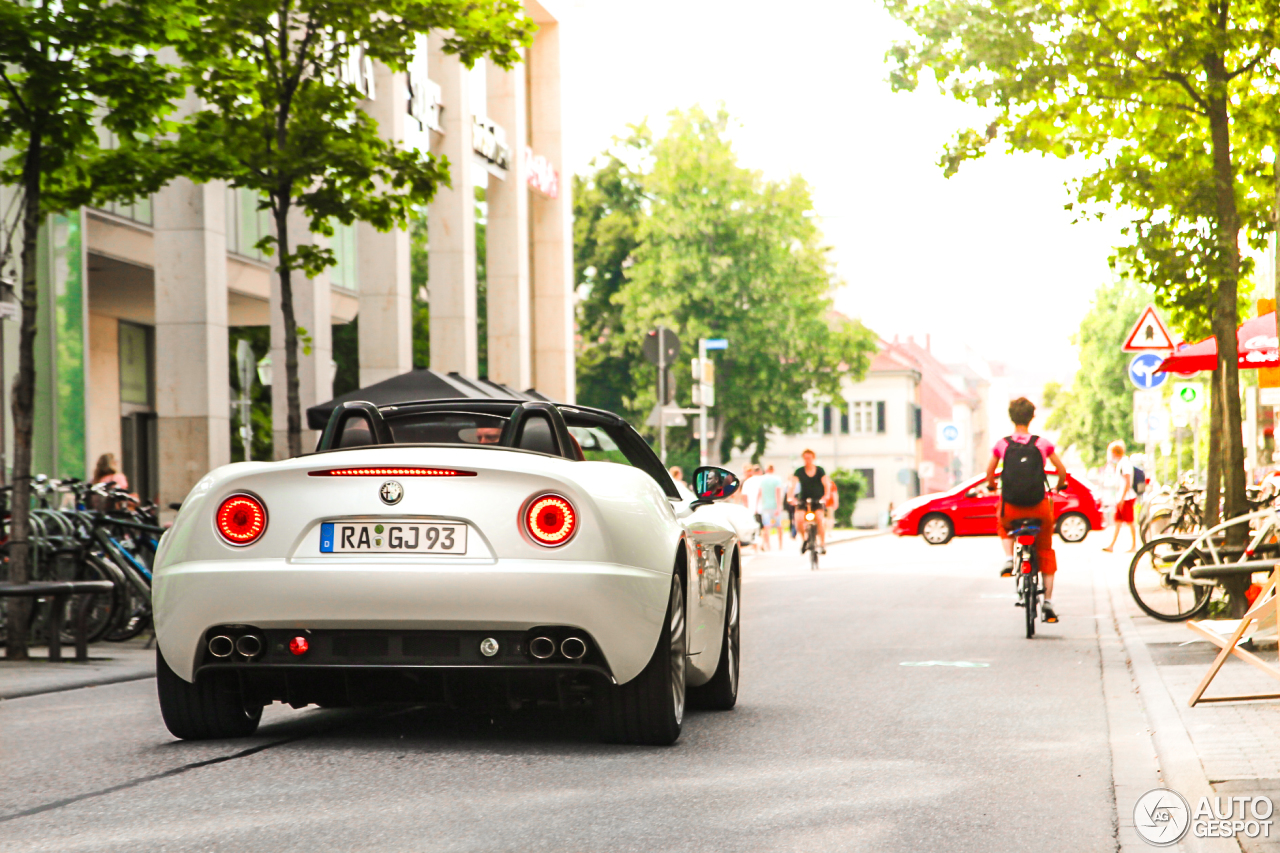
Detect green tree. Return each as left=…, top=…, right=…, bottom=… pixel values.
left=0, top=0, right=191, bottom=658
left=578, top=108, right=877, bottom=462
left=885, top=0, right=1280, bottom=528
left=1045, top=280, right=1149, bottom=467
left=175, top=0, right=532, bottom=457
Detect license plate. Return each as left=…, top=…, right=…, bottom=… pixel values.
left=319, top=521, right=467, bottom=554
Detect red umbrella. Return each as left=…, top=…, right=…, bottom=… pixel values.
left=1156, top=312, right=1280, bottom=373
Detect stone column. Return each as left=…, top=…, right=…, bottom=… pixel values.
left=485, top=56, right=531, bottom=390
left=270, top=206, right=332, bottom=456
left=154, top=179, right=231, bottom=507
left=427, top=38, right=477, bottom=376
left=358, top=61, right=413, bottom=387
left=528, top=22, right=575, bottom=402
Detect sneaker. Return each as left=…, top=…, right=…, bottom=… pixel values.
left=800, top=539, right=809, bottom=554
left=1042, top=601, right=1058, bottom=623
left=1000, top=559, right=1014, bottom=578
left=818, top=546, right=826, bottom=555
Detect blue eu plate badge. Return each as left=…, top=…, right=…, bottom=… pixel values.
left=320, top=522, right=335, bottom=553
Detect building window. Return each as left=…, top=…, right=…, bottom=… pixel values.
left=822, top=405, right=833, bottom=435
left=907, top=403, right=922, bottom=438
left=850, top=401, right=883, bottom=434
left=92, top=127, right=153, bottom=225
left=226, top=186, right=271, bottom=261
left=857, top=468, right=875, bottom=499
left=119, top=322, right=151, bottom=407
left=330, top=221, right=358, bottom=290
left=840, top=407, right=849, bottom=434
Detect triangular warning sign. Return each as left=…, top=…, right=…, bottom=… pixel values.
left=1123, top=305, right=1175, bottom=352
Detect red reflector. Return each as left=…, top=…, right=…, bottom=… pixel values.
left=1017, top=535, right=1037, bottom=546
left=289, top=636, right=309, bottom=656
left=309, top=467, right=476, bottom=477
left=525, top=495, right=577, bottom=546
left=215, top=494, right=267, bottom=545
left=1022, top=562, right=1032, bottom=574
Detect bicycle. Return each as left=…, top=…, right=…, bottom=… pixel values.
left=799, top=498, right=820, bottom=571
left=1129, top=505, right=1280, bottom=621
left=1011, top=520, right=1044, bottom=638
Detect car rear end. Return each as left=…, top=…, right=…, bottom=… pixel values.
left=153, top=446, right=681, bottom=709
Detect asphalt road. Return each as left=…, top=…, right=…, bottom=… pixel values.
left=1, top=533, right=1119, bottom=852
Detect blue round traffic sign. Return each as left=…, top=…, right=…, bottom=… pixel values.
left=942, top=425, right=959, bottom=442
left=1128, top=353, right=1168, bottom=390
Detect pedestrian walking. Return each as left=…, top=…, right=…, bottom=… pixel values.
left=669, top=466, right=686, bottom=491
left=756, top=465, right=785, bottom=551
left=1102, top=441, right=1138, bottom=553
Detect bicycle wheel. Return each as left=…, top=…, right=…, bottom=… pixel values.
left=55, top=558, right=121, bottom=646
left=1022, top=569, right=1036, bottom=638
left=809, top=544, right=818, bottom=571
left=1129, top=537, right=1213, bottom=622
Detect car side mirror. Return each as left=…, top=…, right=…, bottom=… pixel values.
left=692, top=466, right=739, bottom=505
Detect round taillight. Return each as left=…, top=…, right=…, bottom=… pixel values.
left=215, top=494, right=267, bottom=545
left=525, top=494, right=577, bottom=547
left=289, top=636, right=309, bottom=656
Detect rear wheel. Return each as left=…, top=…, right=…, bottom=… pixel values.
left=689, top=568, right=739, bottom=711
left=1022, top=566, right=1036, bottom=638
left=596, top=572, right=686, bottom=745
left=920, top=514, right=954, bottom=545
left=1129, top=537, right=1213, bottom=622
left=156, top=648, right=263, bottom=740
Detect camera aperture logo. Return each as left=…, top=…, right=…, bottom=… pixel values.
left=1135, top=789, right=1190, bottom=846
left=1135, top=789, right=1274, bottom=845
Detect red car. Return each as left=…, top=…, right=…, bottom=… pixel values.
left=892, top=473, right=1103, bottom=545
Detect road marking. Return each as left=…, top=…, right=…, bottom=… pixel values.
left=899, top=661, right=991, bottom=668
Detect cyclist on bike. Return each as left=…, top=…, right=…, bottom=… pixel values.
left=790, top=449, right=833, bottom=554
left=988, top=397, right=1067, bottom=623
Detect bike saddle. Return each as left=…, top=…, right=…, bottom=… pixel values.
left=1009, top=521, right=1041, bottom=538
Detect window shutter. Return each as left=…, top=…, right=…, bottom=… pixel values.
left=914, top=406, right=923, bottom=439
left=822, top=406, right=832, bottom=435
left=840, top=408, right=849, bottom=434
left=876, top=401, right=885, bottom=433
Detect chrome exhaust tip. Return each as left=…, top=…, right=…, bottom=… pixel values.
left=208, top=635, right=234, bottom=658
left=235, top=634, right=263, bottom=658
left=560, top=637, right=587, bottom=661
left=529, top=636, right=556, bottom=660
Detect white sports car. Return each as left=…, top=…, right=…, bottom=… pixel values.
left=153, top=399, right=742, bottom=745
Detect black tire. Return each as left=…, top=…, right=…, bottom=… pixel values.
left=1055, top=512, right=1090, bottom=543
left=1141, top=511, right=1173, bottom=544
left=920, top=513, right=954, bottom=545
left=1129, top=537, right=1213, bottom=622
left=596, top=572, right=686, bottom=745
left=1022, top=570, right=1036, bottom=638
left=156, top=647, right=263, bottom=740
left=689, top=567, right=739, bottom=711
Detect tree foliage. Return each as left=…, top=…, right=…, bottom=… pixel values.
left=575, top=108, right=877, bottom=462
left=175, top=0, right=533, bottom=456
left=1045, top=279, right=1149, bottom=467
left=0, top=0, right=191, bottom=658
left=884, top=0, right=1280, bottom=524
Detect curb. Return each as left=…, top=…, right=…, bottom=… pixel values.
left=0, top=667, right=156, bottom=702
left=1102, top=560, right=1241, bottom=852
left=826, top=529, right=891, bottom=546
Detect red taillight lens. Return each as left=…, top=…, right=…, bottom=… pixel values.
left=215, top=494, right=267, bottom=545
left=309, top=467, right=476, bottom=477
left=525, top=495, right=576, bottom=546
left=289, top=636, right=309, bottom=656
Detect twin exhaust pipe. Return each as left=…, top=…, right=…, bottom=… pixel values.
left=529, top=635, right=588, bottom=661
left=208, top=633, right=262, bottom=659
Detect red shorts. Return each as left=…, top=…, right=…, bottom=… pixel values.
left=998, top=499, right=1058, bottom=575
left=1115, top=499, right=1136, bottom=523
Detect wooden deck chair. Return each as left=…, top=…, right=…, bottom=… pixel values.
left=1188, top=566, right=1280, bottom=706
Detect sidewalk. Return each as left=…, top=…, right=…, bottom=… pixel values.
left=1102, top=545, right=1280, bottom=853
left=0, top=636, right=156, bottom=701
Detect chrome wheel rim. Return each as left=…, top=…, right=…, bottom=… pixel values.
left=1059, top=515, right=1088, bottom=542
left=922, top=518, right=950, bottom=543
left=670, top=577, right=686, bottom=725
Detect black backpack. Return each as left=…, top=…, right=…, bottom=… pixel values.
left=1132, top=466, right=1147, bottom=496
left=1001, top=435, right=1047, bottom=507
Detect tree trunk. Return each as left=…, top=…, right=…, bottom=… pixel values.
left=273, top=200, right=302, bottom=459
left=1205, top=70, right=1246, bottom=544
left=1205, top=368, right=1222, bottom=529
left=6, top=142, right=42, bottom=660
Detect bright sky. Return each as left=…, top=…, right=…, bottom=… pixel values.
left=553, top=0, right=1132, bottom=392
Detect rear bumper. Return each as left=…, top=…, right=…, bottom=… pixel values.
left=154, top=558, right=671, bottom=685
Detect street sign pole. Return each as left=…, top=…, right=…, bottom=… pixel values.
left=658, top=328, right=667, bottom=465
left=697, top=338, right=728, bottom=467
